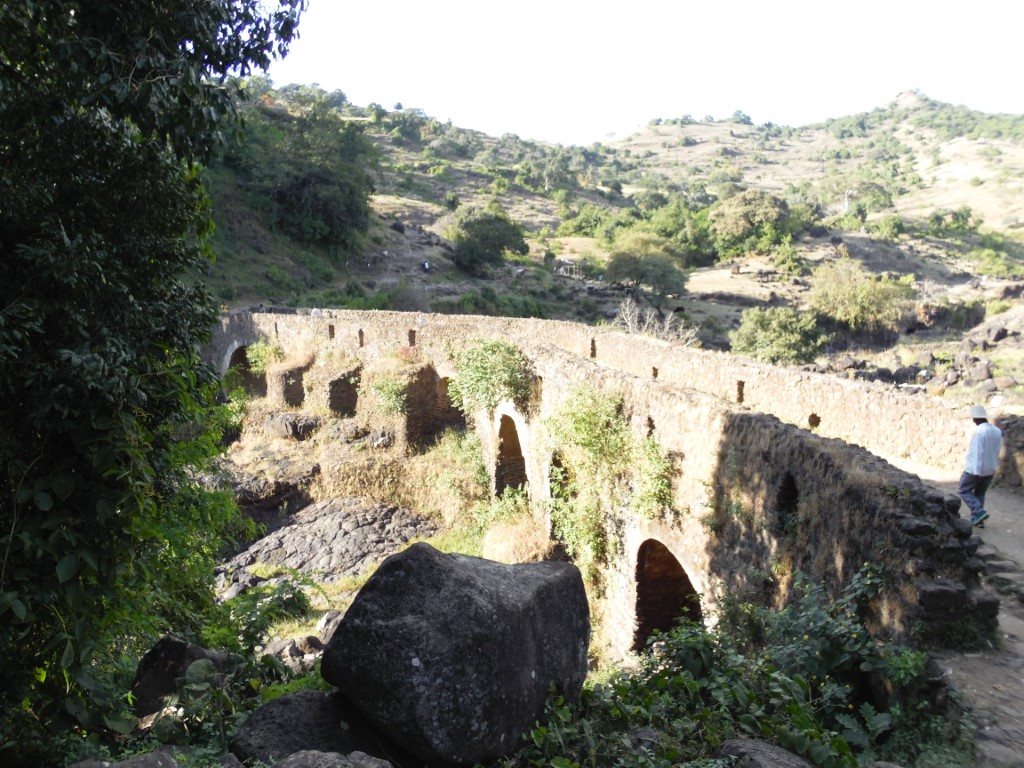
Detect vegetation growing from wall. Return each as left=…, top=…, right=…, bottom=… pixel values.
left=448, top=340, right=534, bottom=414
left=245, top=338, right=285, bottom=374
left=545, top=387, right=676, bottom=583
left=368, top=375, right=410, bottom=417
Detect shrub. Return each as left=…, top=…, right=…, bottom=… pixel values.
left=442, top=206, right=528, bottom=273
left=872, top=215, right=905, bottom=241
left=809, top=259, right=915, bottom=334
left=515, top=566, right=969, bottom=768
left=369, top=375, right=408, bottom=416
left=730, top=307, right=824, bottom=365
left=246, top=337, right=284, bottom=374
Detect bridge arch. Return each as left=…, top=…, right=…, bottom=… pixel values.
left=495, top=414, right=528, bottom=496
left=633, top=538, right=702, bottom=652
left=225, top=342, right=267, bottom=398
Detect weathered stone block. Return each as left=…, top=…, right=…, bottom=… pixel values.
left=321, top=543, right=590, bottom=767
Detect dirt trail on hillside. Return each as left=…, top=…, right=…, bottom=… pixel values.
left=886, top=456, right=1024, bottom=767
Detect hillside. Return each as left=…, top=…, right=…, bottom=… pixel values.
left=203, top=86, right=1024, bottom=409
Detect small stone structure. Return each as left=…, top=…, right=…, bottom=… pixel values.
left=204, top=308, right=1002, bottom=655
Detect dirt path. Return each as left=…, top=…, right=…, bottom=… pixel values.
left=886, top=456, right=1024, bottom=767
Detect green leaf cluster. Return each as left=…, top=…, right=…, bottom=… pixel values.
left=443, top=207, right=529, bottom=273
left=245, top=338, right=285, bottom=375
left=730, top=307, right=825, bottom=365
left=808, top=259, right=916, bottom=334
left=220, top=86, right=376, bottom=255
left=369, top=375, right=410, bottom=417
left=544, top=387, right=676, bottom=581
left=604, top=231, right=688, bottom=306
left=0, top=1, right=305, bottom=760
left=448, top=340, right=533, bottom=415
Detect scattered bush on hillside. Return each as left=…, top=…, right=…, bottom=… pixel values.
left=771, top=235, right=808, bottom=276
left=809, top=259, right=916, bottom=335
left=730, top=307, right=825, bottom=365
left=708, top=189, right=802, bottom=258
left=221, top=86, right=375, bottom=257
left=927, top=206, right=980, bottom=237
left=871, top=215, right=906, bottom=241
left=962, top=231, right=1024, bottom=278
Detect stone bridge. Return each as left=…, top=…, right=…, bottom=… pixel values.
left=204, top=308, right=1003, bottom=657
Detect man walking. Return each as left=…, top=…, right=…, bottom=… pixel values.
left=959, top=404, right=1003, bottom=528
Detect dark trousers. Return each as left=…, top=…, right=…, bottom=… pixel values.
left=958, top=472, right=994, bottom=519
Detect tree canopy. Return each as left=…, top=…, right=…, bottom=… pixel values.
left=809, top=258, right=916, bottom=335
left=730, top=307, right=825, bottom=365
left=0, top=0, right=305, bottom=759
left=221, top=84, right=376, bottom=256
left=604, top=230, right=688, bottom=306
left=444, top=206, right=529, bottom=273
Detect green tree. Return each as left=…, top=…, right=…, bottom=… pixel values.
left=604, top=230, right=687, bottom=306
left=708, top=189, right=792, bottom=257
left=730, top=307, right=825, bottom=364
left=221, top=86, right=375, bottom=256
left=444, top=207, right=528, bottom=273
left=0, top=0, right=304, bottom=758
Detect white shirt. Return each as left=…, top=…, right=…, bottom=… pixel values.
left=964, top=422, right=1002, bottom=476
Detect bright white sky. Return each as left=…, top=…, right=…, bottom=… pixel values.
left=268, top=0, right=1022, bottom=146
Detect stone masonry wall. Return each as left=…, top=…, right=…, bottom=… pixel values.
left=207, top=308, right=1016, bottom=481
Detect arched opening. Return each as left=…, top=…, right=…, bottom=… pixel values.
left=328, top=371, right=360, bottom=417
left=633, top=539, right=702, bottom=652
left=775, top=472, right=800, bottom=536
left=495, top=415, right=527, bottom=497
left=358, top=329, right=365, bottom=348
left=589, top=338, right=597, bottom=358
left=652, top=367, right=658, bottom=379
left=736, top=380, right=745, bottom=404
left=227, top=345, right=266, bottom=398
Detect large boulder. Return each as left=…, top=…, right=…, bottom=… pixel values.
left=273, top=752, right=393, bottom=768
left=715, top=738, right=815, bottom=767
left=321, top=542, right=590, bottom=767
left=219, top=498, right=437, bottom=585
left=130, top=636, right=233, bottom=718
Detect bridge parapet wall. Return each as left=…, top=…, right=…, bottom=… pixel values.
left=205, top=309, right=1001, bottom=651
left=208, top=308, right=996, bottom=479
